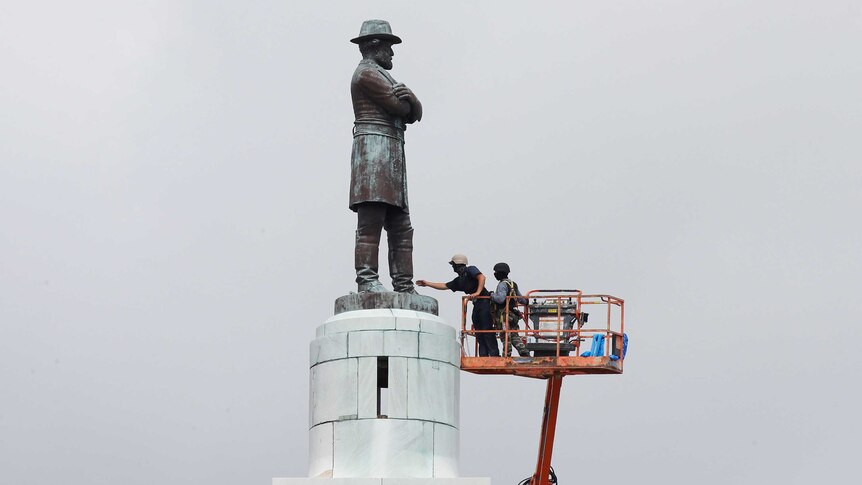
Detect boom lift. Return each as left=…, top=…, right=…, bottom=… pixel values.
left=459, top=290, right=627, bottom=485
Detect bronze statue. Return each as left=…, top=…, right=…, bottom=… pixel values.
left=349, top=20, right=423, bottom=294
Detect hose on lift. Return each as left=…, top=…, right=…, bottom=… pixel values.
left=518, top=466, right=558, bottom=485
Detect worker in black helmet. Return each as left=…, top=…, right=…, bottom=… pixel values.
left=490, top=262, right=530, bottom=357
left=416, top=254, right=500, bottom=357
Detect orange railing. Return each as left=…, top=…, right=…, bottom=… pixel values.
left=459, top=289, right=625, bottom=363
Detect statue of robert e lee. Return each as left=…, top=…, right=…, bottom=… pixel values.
left=349, top=20, right=423, bottom=294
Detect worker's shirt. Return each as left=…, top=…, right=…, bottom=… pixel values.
left=490, top=279, right=528, bottom=305
left=445, top=266, right=490, bottom=296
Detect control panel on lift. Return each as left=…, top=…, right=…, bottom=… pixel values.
left=526, top=293, right=587, bottom=356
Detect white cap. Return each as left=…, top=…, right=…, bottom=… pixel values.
left=449, top=254, right=468, bottom=265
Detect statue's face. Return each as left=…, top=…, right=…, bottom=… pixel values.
left=373, top=43, right=394, bottom=70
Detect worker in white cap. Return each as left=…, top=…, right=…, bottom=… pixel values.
left=417, top=255, right=499, bottom=357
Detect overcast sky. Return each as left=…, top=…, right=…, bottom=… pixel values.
left=2, top=1, right=861, bottom=484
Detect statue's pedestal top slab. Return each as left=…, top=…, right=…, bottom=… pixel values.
left=334, top=292, right=438, bottom=316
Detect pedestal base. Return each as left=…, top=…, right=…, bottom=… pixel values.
left=334, top=292, right=438, bottom=315
left=308, top=307, right=462, bottom=479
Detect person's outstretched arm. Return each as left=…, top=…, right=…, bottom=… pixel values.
left=416, top=280, right=448, bottom=290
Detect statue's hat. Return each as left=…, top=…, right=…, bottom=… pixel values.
left=350, top=19, right=402, bottom=44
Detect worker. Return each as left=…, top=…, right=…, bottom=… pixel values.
left=489, top=262, right=530, bottom=357
left=416, top=254, right=500, bottom=357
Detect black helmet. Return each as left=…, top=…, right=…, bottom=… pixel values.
left=493, top=262, right=510, bottom=273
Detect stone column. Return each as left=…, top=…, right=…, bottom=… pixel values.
left=273, top=293, right=490, bottom=485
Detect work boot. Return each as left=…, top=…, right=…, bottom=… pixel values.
left=510, top=329, right=530, bottom=357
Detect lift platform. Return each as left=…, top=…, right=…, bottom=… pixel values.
left=458, top=290, right=626, bottom=485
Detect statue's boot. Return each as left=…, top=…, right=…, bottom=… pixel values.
left=356, top=240, right=388, bottom=293
left=389, top=226, right=416, bottom=294
left=359, top=280, right=388, bottom=293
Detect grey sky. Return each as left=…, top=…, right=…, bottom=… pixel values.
left=2, top=1, right=860, bottom=484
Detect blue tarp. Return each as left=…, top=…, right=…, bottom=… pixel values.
left=609, top=334, right=629, bottom=361
left=580, top=334, right=605, bottom=357
left=581, top=333, right=628, bottom=360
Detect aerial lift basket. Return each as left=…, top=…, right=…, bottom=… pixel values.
left=458, top=289, right=626, bottom=485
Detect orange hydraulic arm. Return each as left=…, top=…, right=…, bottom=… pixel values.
left=531, top=374, right=563, bottom=485
left=459, top=290, right=627, bottom=484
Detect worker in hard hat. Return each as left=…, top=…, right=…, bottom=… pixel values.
left=489, top=262, right=530, bottom=357
left=416, top=254, right=500, bottom=357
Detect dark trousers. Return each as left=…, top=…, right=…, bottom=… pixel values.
left=355, top=202, right=414, bottom=291
left=472, top=299, right=500, bottom=357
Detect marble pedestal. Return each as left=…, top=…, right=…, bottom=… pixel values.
left=273, top=294, right=489, bottom=485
